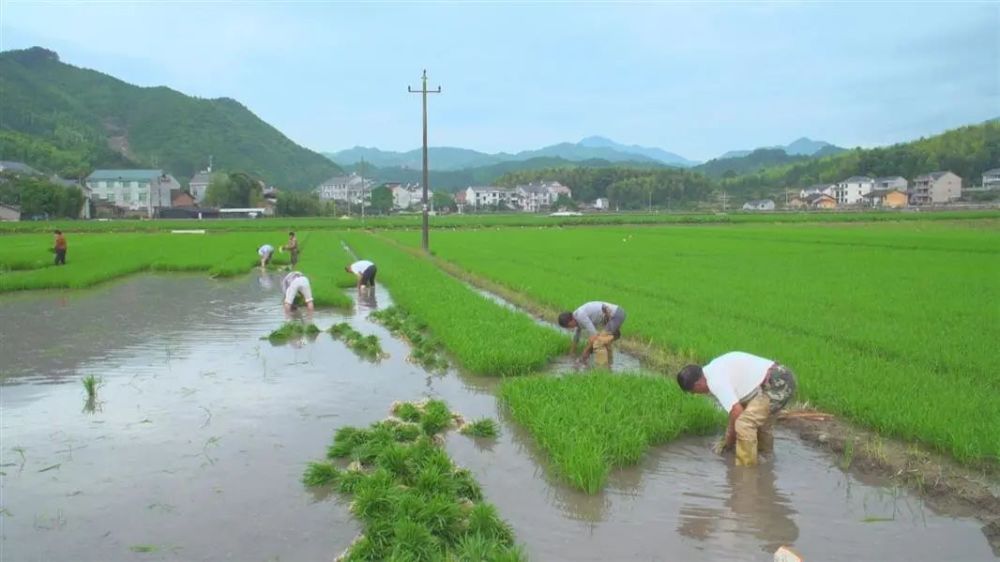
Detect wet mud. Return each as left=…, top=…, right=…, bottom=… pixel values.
left=1, top=274, right=994, bottom=561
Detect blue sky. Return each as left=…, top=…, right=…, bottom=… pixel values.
left=1, top=1, right=997, bottom=161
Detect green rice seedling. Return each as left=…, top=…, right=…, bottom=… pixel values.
left=465, top=503, right=514, bottom=545
left=420, top=400, right=453, bottom=436
left=393, top=401, right=423, bottom=423
left=459, top=418, right=499, bottom=439
left=303, top=462, right=341, bottom=487
left=329, top=323, right=387, bottom=361
left=304, top=400, right=522, bottom=559
left=81, top=375, right=100, bottom=400
left=388, top=519, right=442, bottom=562
left=500, top=372, right=723, bottom=493
left=129, top=545, right=158, bottom=553
left=265, top=321, right=320, bottom=344
left=451, top=468, right=483, bottom=502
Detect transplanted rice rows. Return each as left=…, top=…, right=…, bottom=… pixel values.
left=500, top=373, right=723, bottom=492
left=387, top=222, right=1000, bottom=463
left=0, top=231, right=354, bottom=307
left=340, top=233, right=568, bottom=376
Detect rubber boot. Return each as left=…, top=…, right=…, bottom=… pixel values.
left=735, top=437, right=758, bottom=467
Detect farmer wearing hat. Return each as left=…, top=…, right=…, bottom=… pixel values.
left=676, top=352, right=797, bottom=466
left=557, top=301, right=626, bottom=368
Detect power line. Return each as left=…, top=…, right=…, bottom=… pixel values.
left=408, top=70, right=441, bottom=253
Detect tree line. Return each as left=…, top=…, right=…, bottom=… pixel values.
left=0, top=172, right=85, bottom=218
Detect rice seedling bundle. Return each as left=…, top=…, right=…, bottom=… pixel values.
left=370, top=306, right=448, bottom=371
left=329, top=323, right=387, bottom=360
left=303, top=402, right=524, bottom=561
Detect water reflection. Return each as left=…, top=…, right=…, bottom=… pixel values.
left=677, top=460, right=799, bottom=554
left=257, top=270, right=275, bottom=290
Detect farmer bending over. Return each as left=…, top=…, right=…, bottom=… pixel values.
left=346, top=260, right=377, bottom=292
left=281, top=270, right=314, bottom=314
left=53, top=230, right=67, bottom=266
left=258, top=244, right=275, bottom=268
left=557, top=301, right=626, bottom=368
left=676, top=352, right=797, bottom=466
left=283, top=232, right=299, bottom=267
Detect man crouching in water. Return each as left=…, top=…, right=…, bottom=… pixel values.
left=281, top=271, right=315, bottom=316
left=676, top=352, right=797, bottom=466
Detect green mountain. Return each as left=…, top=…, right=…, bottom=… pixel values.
left=695, top=148, right=812, bottom=178
left=0, top=47, right=341, bottom=187
left=346, top=156, right=665, bottom=192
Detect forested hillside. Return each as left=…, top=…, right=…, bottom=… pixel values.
left=0, top=47, right=341, bottom=187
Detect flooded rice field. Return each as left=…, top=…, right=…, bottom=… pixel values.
left=1, top=274, right=993, bottom=561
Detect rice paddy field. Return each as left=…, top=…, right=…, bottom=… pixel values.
left=384, top=219, right=1000, bottom=465
left=2, top=213, right=999, bottom=560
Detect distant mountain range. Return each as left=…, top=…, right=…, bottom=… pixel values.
left=327, top=136, right=697, bottom=171
left=328, top=135, right=844, bottom=173
left=718, top=137, right=843, bottom=160
left=0, top=46, right=341, bottom=186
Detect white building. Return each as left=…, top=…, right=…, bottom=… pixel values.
left=742, top=199, right=775, bottom=211
left=85, top=169, right=179, bottom=215
left=982, top=168, right=1000, bottom=190
left=911, top=171, right=962, bottom=205
left=316, top=172, right=376, bottom=204
left=833, top=176, right=874, bottom=205
left=189, top=170, right=212, bottom=204
left=390, top=182, right=427, bottom=210
left=593, top=198, right=609, bottom=210
left=873, top=176, right=908, bottom=192
left=464, top=186, right=519, bottom=209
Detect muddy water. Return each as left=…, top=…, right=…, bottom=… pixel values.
left=1, top=275, right=993, bottom=561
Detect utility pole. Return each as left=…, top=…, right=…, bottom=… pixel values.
left=408, top=69, right=441, bottom=252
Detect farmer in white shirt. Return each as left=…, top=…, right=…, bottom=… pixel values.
left=258, top=244, right=275, bottom=268
left=557, top=301, right=626, bottom=368
left=281, top=271, right=314, bottom=314
left=345, top=260, right=377, bottom=292
left=676, top=352, right=797, bottom=466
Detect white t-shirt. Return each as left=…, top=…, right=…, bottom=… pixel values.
left=703, top=351, right=775, bottom=412
left=258, top=244, right=274, bottom=256
left=349, top=260, right=374, bottom=275
left=572, top=301, right=618, bottom=335
left=281, top=271, right=313, bottom=305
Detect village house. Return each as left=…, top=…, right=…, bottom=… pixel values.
left=593, top=197, right=609, bottom=210
left=805, top=193, right=837, bottom=209
left=862, top=189, right=908, bottom=209
left=170, top=189, right=197, bottom=208
left=799, top=183, right=835, bottom=198
left=389, top=182, right=426, bottom=210
left=874, top=176, right=908, bottom=191
left=833, top=176, right=874, bottom=205
left=0, top=203, right=21, bottom=221
left=454, top=190, right=467, bottom=212
left=981, top=168, right=1000, bottom=190
left=316, top=172, right=376, bottom=204
left=189, top=170, right=212, bottom=203
left=742, top=199, right=775, bottom=211
left=463, top=186, right=519, bottom=210
left=911, top=171, right=962, bottom=205
left=85, top=169, right=179, bottom=216
left=0, top=161, right=41, bottom=176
